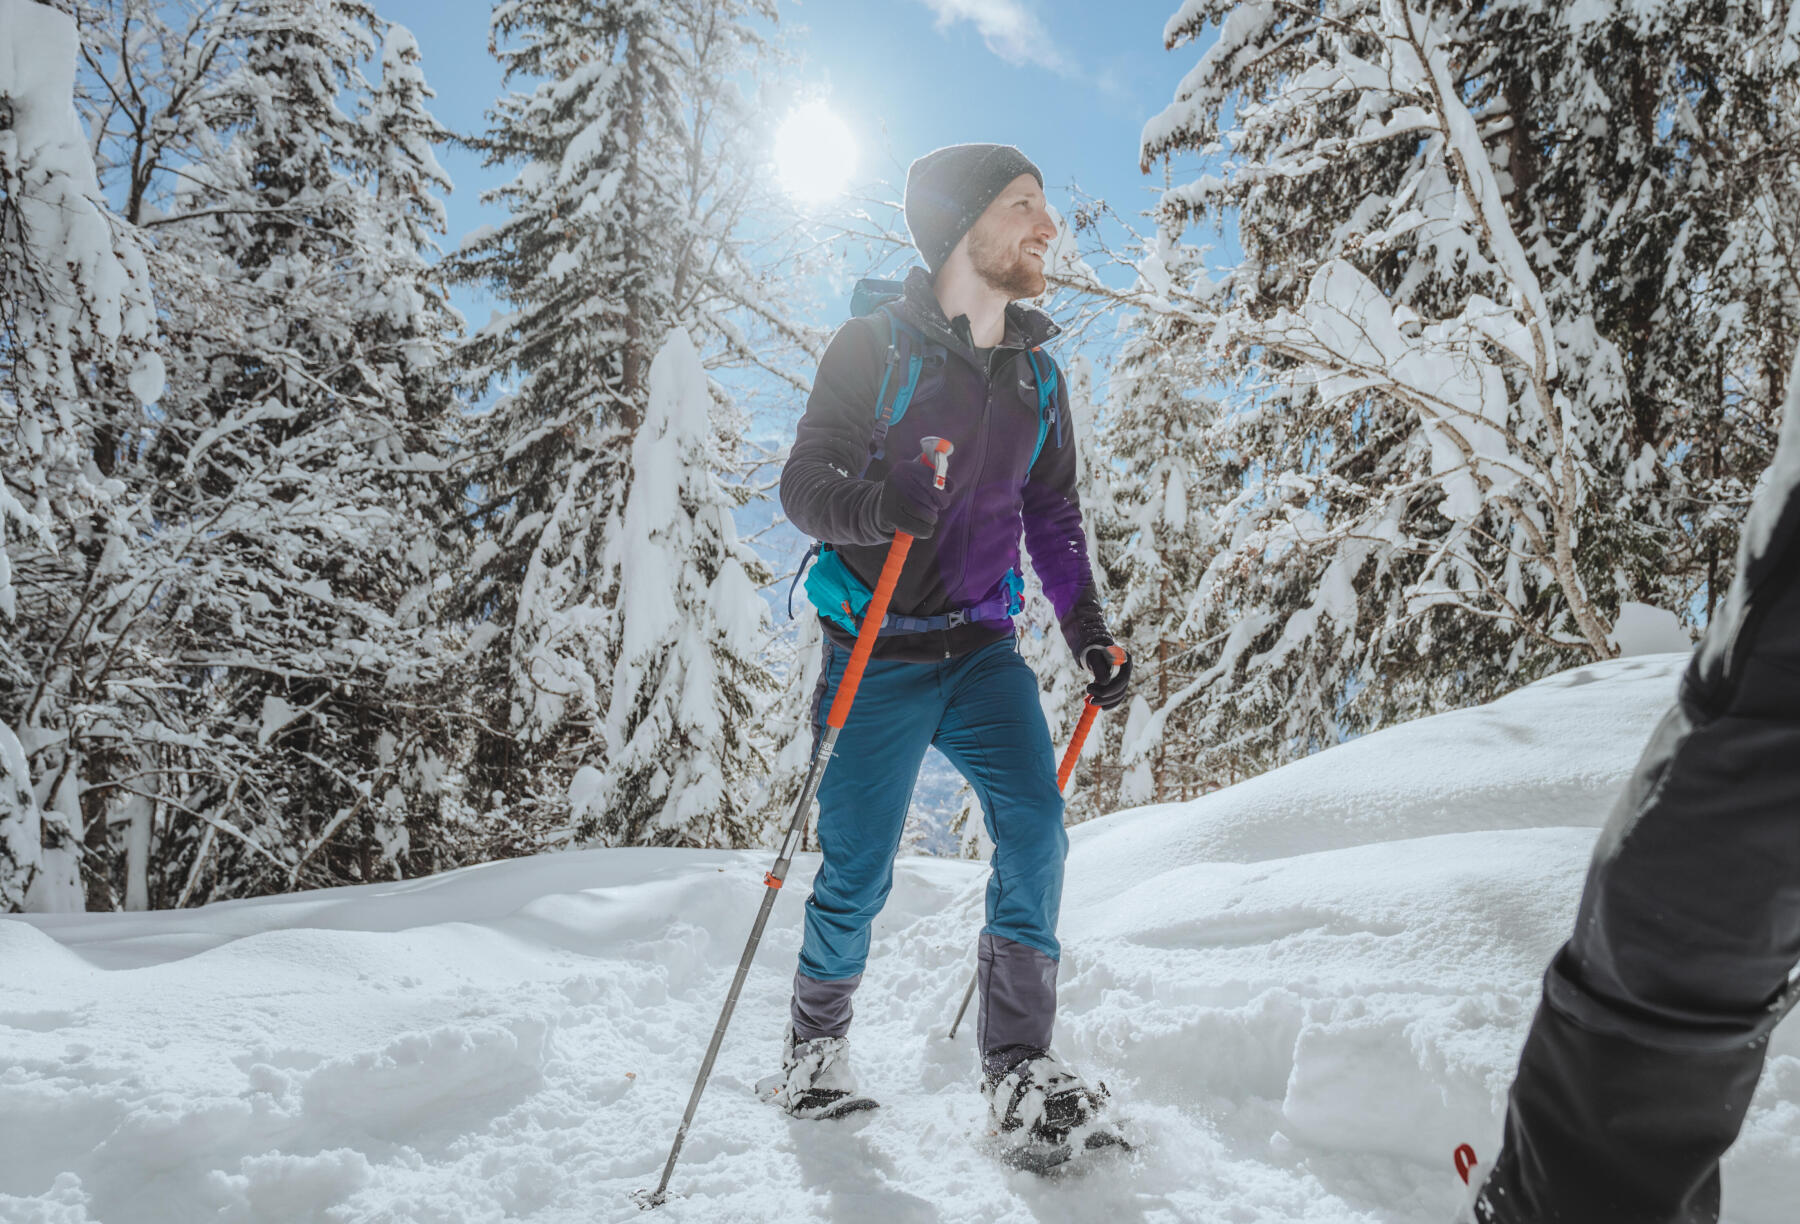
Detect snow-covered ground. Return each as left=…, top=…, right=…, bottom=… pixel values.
left=4, top=653, right=1797, bottom=1223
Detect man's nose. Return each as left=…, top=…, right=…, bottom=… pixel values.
left=1034, top=211, right=1058, bottom=242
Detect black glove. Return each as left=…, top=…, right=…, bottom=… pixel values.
left=1081, top=640, right=1131, bottom=711
left=877, top=456, right=952, bottom=540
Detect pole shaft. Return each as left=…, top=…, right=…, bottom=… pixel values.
left=947, top=971, right=978, bottom=1040
left=648, top=531, right=917, bottom=1205
left=649, top=727, right=837, bottom=1201
left=1056, top=700, right=1101, bottom=794
left=827, top=534, right=912, bottom=730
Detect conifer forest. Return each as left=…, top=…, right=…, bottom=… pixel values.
left=5, top=0, right=1798, bottom=914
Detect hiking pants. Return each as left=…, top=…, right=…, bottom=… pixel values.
left=1477, top=381, right=1800, bottom=1223
left=788, top=637, right=1069, bottom=1063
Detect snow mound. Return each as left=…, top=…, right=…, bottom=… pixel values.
left=3, top=654, right=1796, bottom=1223
left=1075, top=653, right=1687, bottom=874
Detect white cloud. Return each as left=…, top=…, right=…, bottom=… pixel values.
left=914, top=0, right=1073, bottom=73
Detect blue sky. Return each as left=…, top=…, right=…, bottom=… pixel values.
left=376, top=0, right=1221, bottom=325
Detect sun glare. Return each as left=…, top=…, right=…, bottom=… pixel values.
left=774, top=102, right=857, bottom=202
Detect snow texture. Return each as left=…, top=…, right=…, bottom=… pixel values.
left=3, top=653, right=1796, bottom=1222
left=0, top=0, right=160, bottom=406
left=1607, top=601, right=1693, bottom=658
left=0, top=718, right=39, bottom=908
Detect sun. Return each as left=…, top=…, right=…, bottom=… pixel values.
left=774, top=102, right=857, bottom=202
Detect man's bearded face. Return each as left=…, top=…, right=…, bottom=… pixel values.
left=963, top=176, right=1055, bottom=301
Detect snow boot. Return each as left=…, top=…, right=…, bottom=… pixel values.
left=982, top=1049, right=1127, bottom=1172
left=758, top=1025, right=879, bottom=1119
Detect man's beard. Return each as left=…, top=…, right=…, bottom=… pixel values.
left=968, top=227, right=1046, bottom=300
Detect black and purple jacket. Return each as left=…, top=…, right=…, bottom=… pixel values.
left=780, top=268, right=1108, bottom=664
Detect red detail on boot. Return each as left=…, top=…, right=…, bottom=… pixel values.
left=764, top=872, right=782, bottom=890
left=1454, top=1143, right=1479, bottom=1185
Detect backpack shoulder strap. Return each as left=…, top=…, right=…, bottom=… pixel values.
left=860, top=304, right=926, bottom=476
left=1023, top=344, right=1064, bottom=469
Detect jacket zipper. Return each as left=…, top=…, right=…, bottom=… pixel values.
left=955, top=367, right=998, bottom=616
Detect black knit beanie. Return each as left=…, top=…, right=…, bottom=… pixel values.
left=904, top=144, right=1043, bottom=276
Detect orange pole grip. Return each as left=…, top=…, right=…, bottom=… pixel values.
left=1056, top=699, right=1101, bottom=794
left=825, top=532, right=913, bottom=730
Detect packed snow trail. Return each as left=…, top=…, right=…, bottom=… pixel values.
left=4, top=654, right=1798, bottom=1223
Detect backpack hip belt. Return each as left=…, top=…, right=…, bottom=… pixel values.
left=802, top=547, right=1025, bottom=637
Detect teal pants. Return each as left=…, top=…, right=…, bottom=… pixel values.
left=799, top=637, right=1068, bottom=984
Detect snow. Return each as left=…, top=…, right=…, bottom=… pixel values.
left=1608, top=601, right=1693, bottom=658
left=4, top=656, right=1798, bottom=1222
left=557, top=326, right=772, bottom=846
left=1, top=0, right=84, bottom=186
left=0, top=0, right=160, bottom=402
left=1284, top=259, right=1517, bottom=522
left=126, top=350, right=166, bottom=408
left=1380, top=0, right=1557, bottom=383
left=0, top=718, right=40, bottom=907
left=257, top=696, right=303, bottom=749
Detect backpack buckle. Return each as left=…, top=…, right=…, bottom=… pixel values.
left=944, top=609, right=968, bottom=629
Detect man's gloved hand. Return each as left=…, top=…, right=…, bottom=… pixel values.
left=878, top=456, right=953, bottom=540
left=1081, top=640, right=1131, bottom=711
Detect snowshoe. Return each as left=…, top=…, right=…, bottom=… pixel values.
left=757, top=1025, right=879, bottom=1120
left=982, top=1049, right=1128, bottom=1173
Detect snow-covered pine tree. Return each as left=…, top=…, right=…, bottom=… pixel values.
left=567, top=328, right=772, bottom=846
left=449, top=0, right=789, bottom=848
left=751, top=610, right=821, bottom=849
left=346, top=19, right=473, bottom=877
left=1, top=0, right=163, bottom=911
left=1014, top=354, right=1114, bottom=824
left=0, top=719, right=38, bottom=908
left=1092, top=242, right=1236, bottom=806
left=1489, top=2, right=1800, bottom=625
left=119, top=0, right=465, bottom=901
left=1136, top=0, right=1800, bottom=772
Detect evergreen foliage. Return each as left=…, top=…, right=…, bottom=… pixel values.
left=1095, top=264, right=1236, bottom=807
left=4, top=0, right=466, bottom=910
left=1, top=0, right=163, bottom=911
left=131, top=0, right=465, bottom=901
left=569, top=327, right=773, bottom=847
left=1123, top=0, right=1800, bottom=779
left=448, top=0, right=790, bottom=849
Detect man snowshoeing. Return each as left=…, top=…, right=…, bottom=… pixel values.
left=772, top=143, right=1130, bottom=1157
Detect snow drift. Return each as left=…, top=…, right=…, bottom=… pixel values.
left=3, top=652, right=1797, bottom=1223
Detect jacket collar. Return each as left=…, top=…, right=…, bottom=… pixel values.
left=898, top=266, right=1061, bottom=364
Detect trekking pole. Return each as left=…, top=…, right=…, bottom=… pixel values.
left=637, top=437, right=954, bottom=1210
left=945, top=645, right=1129, bottom=1041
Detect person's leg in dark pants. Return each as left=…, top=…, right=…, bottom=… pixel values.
left=1475, top=371, right=1800, bottom=1223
